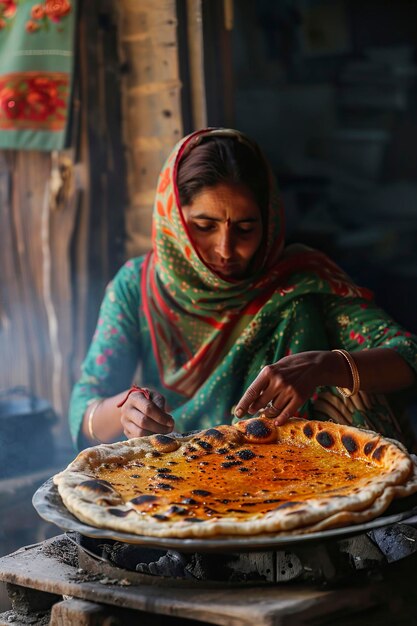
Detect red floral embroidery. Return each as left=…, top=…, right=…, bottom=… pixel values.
left=45, top=0, right=71, bottom=20
left=0, top=0, right=17, bottom=28
left=166, top=193, right=174, bottom=220
left=31, top=4, right=45, bottom=19
left=0, top=0, right=16, bottom=18
left=329, top=279, right=350, bottom=297
left=26, top=0, right=72, bottom=32
left=158, top=168, right=171, bottom=194
left=349, top=330, right=365, bottom=345
left=0, top=72, right=69, bottom=130
left=26, top=20, right=39, bottom=32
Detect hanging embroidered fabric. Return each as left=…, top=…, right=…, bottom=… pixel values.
left=0, top=0, right=76, bottom=151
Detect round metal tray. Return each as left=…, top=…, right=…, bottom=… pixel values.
left=33, top=478, right=417, bottom=552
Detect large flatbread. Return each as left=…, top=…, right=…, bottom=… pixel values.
left=53, top=417, right=417, bottom=538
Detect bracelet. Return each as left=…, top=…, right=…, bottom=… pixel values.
left=332, top=349, right=360, bottom=398
left=87, top=399, right=103, bottom=443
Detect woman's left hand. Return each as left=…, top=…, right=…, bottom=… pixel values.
left=234, top=351, right=329, bottom=425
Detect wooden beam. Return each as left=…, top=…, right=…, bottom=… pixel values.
left=117, top=0, right=183, bottom=258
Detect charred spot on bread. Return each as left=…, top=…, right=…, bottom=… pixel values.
left=195, top=440, right=213, bottom=451
left=247, top=419, right=272, bottom=439
left=130, top=495, right=158, bottom=505
left=237, top=449, right=256, bottom=460
left=204, top=428, right=225, bottom=440
left=156, top=473, right=183, bottom=481
left=78, top=479, right=114, bottom=494
left=341, top=435, right=358, bottom=453
left=150, top=434, right=180, bottom=453
left=181, top=498, right=199, bottom=505
left=275, top=501, right=302, bottom=510
left=316, top=431, right=334, bottom=449
left=221, top=460, right=243, bottom=469
left=155, top=483, right=174, bottom=490
left=166, top=505, right=188, bottom=515
left=303, top=424, right=314, bottom=439
left=108, top=508, right=134, bottom=517
left=364, top=440, right=378, bottom=456
left=238, top=417, right=276, bottom=443
left=372, top=445, right=387, bottom=461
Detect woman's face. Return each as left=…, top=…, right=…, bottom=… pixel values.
left=181, top=182, right=263, bottom=280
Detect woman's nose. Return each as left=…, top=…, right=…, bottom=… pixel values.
left=215, top=229, right=233, bottom=259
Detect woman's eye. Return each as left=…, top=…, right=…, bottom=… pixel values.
left=236, top=226, right=255, bottom=234
left=193, top=222, right=215, bottom=232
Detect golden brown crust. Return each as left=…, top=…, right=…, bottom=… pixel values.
left=53, top=417, right=417, bottom=538
left=149, top=434, right=181, bottom=453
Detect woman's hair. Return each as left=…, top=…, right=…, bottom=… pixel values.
left=177, top=136, right=269, bottom=215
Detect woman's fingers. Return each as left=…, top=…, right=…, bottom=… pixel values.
left=130, top=392, right=173, bottom=424
left=234, top=360, right=308, bottom=420
left=150, top=390, right=166, bottom=411
left=129, top=409, right=173, bottom=433
left=260, top=397, right=282, bottom=417
left=124, top=423, right=153, bottom=438
left=234, top=369, right=270, bottom=417
left=274, top=400, right=294, bottom=426
left=122, top=409, right=174, bottom=438
left=121, top=390, right=174, bottom=438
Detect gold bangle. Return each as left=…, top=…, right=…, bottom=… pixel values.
left=332, top=349, right=360, bottom=397
left=87, top=399, right=103, bottom=443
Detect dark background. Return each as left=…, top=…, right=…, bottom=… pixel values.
left=202, top=0, right=417, bottom=335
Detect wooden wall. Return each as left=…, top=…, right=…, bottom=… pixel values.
left=0, top=151, right=79, bottom=430
left=0, top=0, right=126, bottom=440
left=0, top=0, right=186, bottom=439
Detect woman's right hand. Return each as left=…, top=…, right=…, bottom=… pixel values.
left=120, top=389, right=174, bottom=438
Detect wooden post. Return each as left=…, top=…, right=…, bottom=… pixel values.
left=186, top=0, right=207, bottom=130
left=50, top=599, right=122, bottom=626
left=116, top=0, right=183, bottom=258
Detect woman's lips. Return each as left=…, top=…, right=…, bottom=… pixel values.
left=208, top=263, right=240, bottom=276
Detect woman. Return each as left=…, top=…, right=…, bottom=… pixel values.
left=70, top=128, right=417, bottom=451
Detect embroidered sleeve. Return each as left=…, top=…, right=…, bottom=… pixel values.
left=322, top=295, right=417, bottom=376
left=68, top=259, right=143, bottom=446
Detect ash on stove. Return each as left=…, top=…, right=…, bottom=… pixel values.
left=77, top=534, right=273, bottom=584
left=71, top=519, right=417, bottom=586
left=1, top=609, right=50, bottom=625
left=41, top=535, right=78, bottom=568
